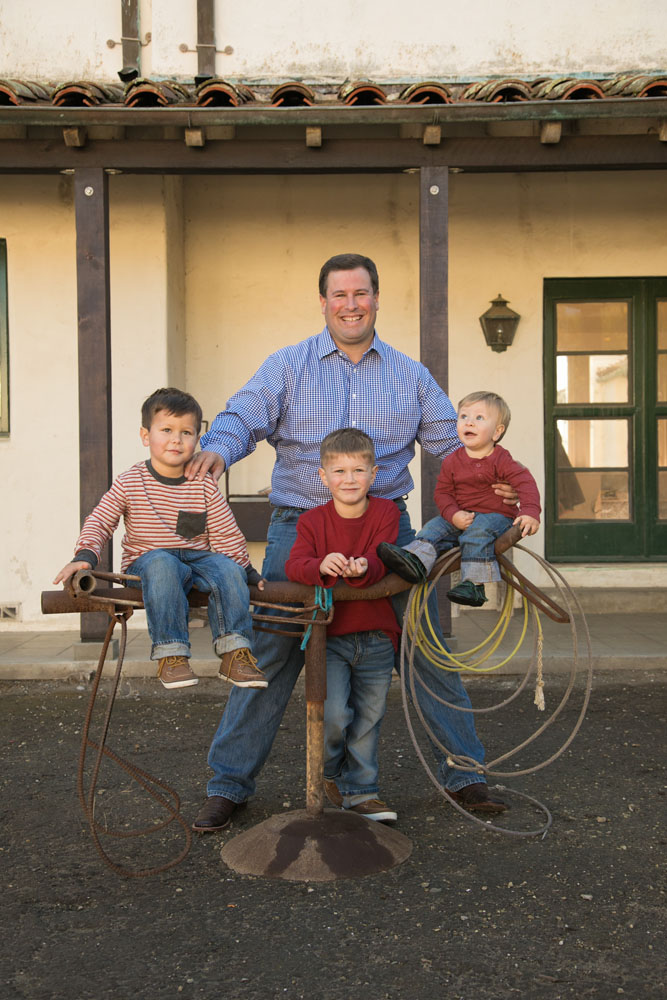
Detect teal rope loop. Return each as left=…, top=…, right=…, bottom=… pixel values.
left=300, top=586, right=333, bottom=650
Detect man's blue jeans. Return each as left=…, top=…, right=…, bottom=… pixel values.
left=205, top=502, right=486, bottom=801
left=126, top=548, right=253, bottom=659
left=324, top=631, right=394, bottom=805
left=419, top=512, right=514, bottom=583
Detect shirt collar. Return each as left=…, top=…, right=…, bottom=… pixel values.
left=317, top=326, right=385, bottom=361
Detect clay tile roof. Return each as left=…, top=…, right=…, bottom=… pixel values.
left=398, top=81, right=452, bottom=105
left=463, top=78, right=532, bottom=102
left=532, top=76, right=604, bottom=100
left=195, top=77, right=248, bottom=106
left=0, top=79, right=52, bottom=105
left=603, top=72, right=667, bottom=98
left=338, top=80, right=387, bottom=105
left=52, top=81, right=124, bottom=106
left=123, top=78, right=193, bottom=107
left=270, top=82, right=315, bottom=107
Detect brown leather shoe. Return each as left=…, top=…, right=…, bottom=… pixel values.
left=157, top=655, right=198, bottom=689
left=218, top=647, right=268, bottom=688
left=447, top=783, right=508, bottom=813
left=192, top=795, right=247, bottom=832
left=324, top=778, right=343, bottom=808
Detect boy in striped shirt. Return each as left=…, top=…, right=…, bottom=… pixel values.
left=54, top=388, right=267, bottom=691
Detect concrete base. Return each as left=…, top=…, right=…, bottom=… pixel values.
left=220, top=808, right=412, bottom=881
left=72, top=639, right=119, bottom=661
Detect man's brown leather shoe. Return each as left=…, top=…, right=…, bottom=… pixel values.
left=447, top=783, right=508, bottom=813
left=192, top=795, right=247, bottom=832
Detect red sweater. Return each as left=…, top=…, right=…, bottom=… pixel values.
left=285, top=497, right=401, bottom=648
left=434, top=445, right=541, bottom=523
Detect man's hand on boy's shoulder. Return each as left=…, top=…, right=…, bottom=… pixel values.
left=53, top=560, right=92, bottom=586
left=185, top=450, right=226, bottom=482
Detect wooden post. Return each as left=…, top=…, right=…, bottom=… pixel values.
left=74, top=168, right=112, bottom=642
left=419, top=165, right=452, bottom=635
left=304, top=610, right=327, bottom=815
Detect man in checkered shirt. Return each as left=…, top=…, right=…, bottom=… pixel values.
left=190, top=253, right=512, bottom=832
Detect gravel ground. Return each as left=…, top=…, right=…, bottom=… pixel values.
left=1, top=671, right=665, bottom=1000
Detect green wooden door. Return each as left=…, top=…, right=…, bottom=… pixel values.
left=544, top=277, right=667, bottom=562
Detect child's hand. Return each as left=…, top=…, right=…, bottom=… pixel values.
left=342, top=557, right=368, bottom=578
left=53, top=560, right=92, bottom=586
left=452, top=510, right=475, bottom=530
left=256, top=577, right=265, bottom=591
left=319, top=552, right=349, bottom=577
left=513, top=514, right=540, bottom=537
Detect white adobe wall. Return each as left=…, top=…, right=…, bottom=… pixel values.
left=0, top=175, right=186, bottom=625
left=0, top=0, right=665, bottom=82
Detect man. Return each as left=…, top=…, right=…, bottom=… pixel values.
left=188, top=252, right=509, bottom=831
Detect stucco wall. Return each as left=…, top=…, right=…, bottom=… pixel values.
left=1, top=0, right=665, bottom=82
left=2, top=168, right=667, bottom=625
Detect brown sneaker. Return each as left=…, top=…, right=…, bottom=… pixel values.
left=218, top=647, right=268, bottom=689
left=346, top=798, right=397, bottom=823
left=157, top=655, right=198, bottom=689
left=324, top=778, right=343, bottom=808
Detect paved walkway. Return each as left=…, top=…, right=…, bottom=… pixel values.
left=2, top=605, right=665, bottom=680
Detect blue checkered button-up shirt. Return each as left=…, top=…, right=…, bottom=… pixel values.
left=201, top=327, right=460, bottom=510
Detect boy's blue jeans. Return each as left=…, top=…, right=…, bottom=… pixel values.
left=419, top=512, right=514, bottom=583
left=126, top=548, right=253, bottom=660
left=206, top=501, right=487, bottom=801
left=324, top=631, right=395, bottom=805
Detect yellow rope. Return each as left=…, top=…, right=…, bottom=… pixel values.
left=404, top=571, right=535, bottom=675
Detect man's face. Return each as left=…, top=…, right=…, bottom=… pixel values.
left=320, top=267, right=379, bottom=355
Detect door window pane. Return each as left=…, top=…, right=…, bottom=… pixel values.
left=556, top=354, right=627, bottom=403
left=556, top=301, right=629, bottom=352
left=556, top=419, right=630, bottom=521
left=657, top=301, right=667, bottom=402
left=659, top=418, right=667, bottom=519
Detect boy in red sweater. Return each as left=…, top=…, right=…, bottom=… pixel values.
left=379, top=391, right=540, bottom=607
left=54, top=388, right=266, bottom=691
left=285, top=428, right=401, bottom=823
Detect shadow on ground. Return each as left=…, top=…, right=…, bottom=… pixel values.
left=1, top=672, right=665, bottom=1000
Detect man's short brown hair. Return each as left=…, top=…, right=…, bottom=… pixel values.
left=457, top=391, right=511, bottom=442
left=320, top=427, right=376, bottom=465
left=318, top=254, right=379, bottom=297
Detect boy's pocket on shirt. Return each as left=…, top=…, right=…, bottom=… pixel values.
left=176, top=510, right=207, bottom=538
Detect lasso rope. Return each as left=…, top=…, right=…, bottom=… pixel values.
left=300, top=586, right=333, bottom=649
left=399, top=545, right=593, bottom=838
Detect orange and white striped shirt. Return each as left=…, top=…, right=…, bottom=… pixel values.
left=74, top=460, right=250, bottom=573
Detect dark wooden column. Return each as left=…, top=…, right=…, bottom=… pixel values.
left=74, top=168, right=112, bottom=642
left=419, top=165, right=452, bottom=634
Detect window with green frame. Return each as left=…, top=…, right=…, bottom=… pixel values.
left=0, top=239, right=7, bottom=436
left=544, top=277, right=667, bottom=562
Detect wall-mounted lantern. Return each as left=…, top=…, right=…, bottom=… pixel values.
left=479, top=294, right=520, bottom=352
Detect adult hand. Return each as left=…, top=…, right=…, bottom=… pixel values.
left=53, top=560, right=92, bottom=586
left=452, top=510, right=475, bottom=530
left=185, top=450, right=226, bottom=482
left=492, top=481, right=519, bottom=506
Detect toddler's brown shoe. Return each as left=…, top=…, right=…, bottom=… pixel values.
left=218, top=647, right=268, bottom=688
